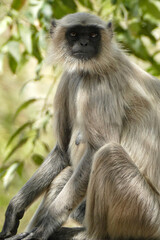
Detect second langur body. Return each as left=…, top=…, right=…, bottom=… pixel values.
left=1, top=12, right=160, bottom=240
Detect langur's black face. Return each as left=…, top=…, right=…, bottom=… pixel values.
left=65, top=25, right=101, bottom=60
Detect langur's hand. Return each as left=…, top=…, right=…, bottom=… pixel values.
left=3, top=228, right=47, bottom=240
left=0, top=203, right=24, bottom=239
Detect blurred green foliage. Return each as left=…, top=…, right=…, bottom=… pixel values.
left=0, top=0, right=160, bottom=190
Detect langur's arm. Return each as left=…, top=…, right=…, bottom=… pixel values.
left=0, top=76, right=71, bottom=239
left=0, top=146, right=69, bottom=239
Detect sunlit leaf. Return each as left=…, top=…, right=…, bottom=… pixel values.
left=4, top=137, right=28, bottom=162
left=0, top=16, right=12, bottom=35
left=40, top=3, right=53, bottom=20
left=6, top=121, right=33, bottom=148
left=147, top=0, right=160, bottom=19
left=7, top=41, right=21, bottom=63
left=19, top=24, right=32, bottom=54
left=29, top=0, right=43, bottom=6
left=3, top=162, right=20, bottom=189
left=29, top=0, right=43, bottom=19
left=100, top=1, right=115, bottom=17
left=14, top=98, right=39, bottom=120
left=140, top=0, right=160, bottom=19
left=20, top=80, right=33, bottom=94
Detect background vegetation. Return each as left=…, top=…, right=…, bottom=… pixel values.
left=0, top=0, right=160, bottom=232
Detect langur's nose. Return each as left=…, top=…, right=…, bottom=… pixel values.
left=80, top=40, right=88, bottom=46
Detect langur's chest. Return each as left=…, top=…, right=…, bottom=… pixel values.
left=75, top=83, right=121, bottom=126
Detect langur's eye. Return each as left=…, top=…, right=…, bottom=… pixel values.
left=90, top=33, right=98, bottom=38
left=70, top=32, right=77, bottom=37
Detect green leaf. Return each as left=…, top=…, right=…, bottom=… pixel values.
left=0, top=167, right=7, bottom=179
left=19, top=24, right=32, bottom=54
left=35, top=62, right=43, bottom=80
left=4, top=137, right=28, bottom=162
left=111, top=0, right=117, bottom=4
left=40, top=3, right=53, bottom=20
left=6, top=121, right=33, bottom=148
left=18, top=51, right=29, bottom=70
left=128, top=19, right=140, bottom=36
left=8, top=53, right=18, bottom=73
left=7, top=41, right=21, bottom=62
left=11, top=0, right=27, bottom=10
left=0, top=16, right=12, bottom=35
left=61, top=0, right=77, bottom=11
left=100, top=1, right=116, bottom=17
left=117, top=31, right=150, bottom=61
left=14, top=98, right=38, bottom=120
left=140, top=0, right=160, bottom=19
left=52, top=0, right=76, bottom=19
left=17, top=162, right=24, bottom=177
left=29, top=0, right=43, bottom=20
left=140, top=18, right=157, bottom=43
left=147, top=0, right=160, bottom=19
left=32, top=153, right=44, bottom=165
left=32, top=32, right=43, bottom=62
left=3, top=162, right=20, bottom=189
left=78, top=0, right=93, bottom=10
left=41, top=141, right=50, bottom=153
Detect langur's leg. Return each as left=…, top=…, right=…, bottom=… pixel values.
left=6, top=167, right=88, bottom=240
left=26, top=166, right=73, bottom=232
left=70, top=200, right=86, bottom=225
left=85, top=142, right=160, bottom=240
left=11, top=146, right=93, bottom=240
left=49, top=227, right=86, bottom=240
left=50, top=201, right=89, bottom=240
left=48, top=199, right=87, bottom=240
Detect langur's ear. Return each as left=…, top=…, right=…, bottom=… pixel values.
left=51, top=19, right=57, bottom=27
left=50, top=19, right=57, bottom=36
left=106, top=21, right=113, bottom=38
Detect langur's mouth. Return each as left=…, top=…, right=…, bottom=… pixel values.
left=73, top=52, right=91, bottom=60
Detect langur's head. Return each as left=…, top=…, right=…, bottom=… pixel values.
left=48, top=13, right=115, bottom=74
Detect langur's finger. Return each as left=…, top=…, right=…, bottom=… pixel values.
left=5, top=233, right=29, bottom=240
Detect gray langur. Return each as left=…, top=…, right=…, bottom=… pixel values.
left=1, top=12, right=160, bottom=240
